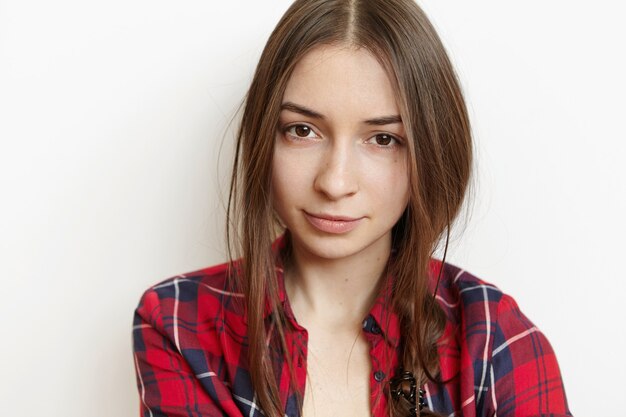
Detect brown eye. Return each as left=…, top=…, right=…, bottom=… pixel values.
left=294, top=125, right=312, bottom=137
left=284, top=124, right=318, bottom=142
left=375, top=134, right=393, bottom=146
left=365, top=133, right=401, bottom=149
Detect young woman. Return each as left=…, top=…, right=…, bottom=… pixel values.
left=132, top=1, right=572, bottom=416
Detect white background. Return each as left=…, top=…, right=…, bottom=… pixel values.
left=1, top=1, right=624, bottom=416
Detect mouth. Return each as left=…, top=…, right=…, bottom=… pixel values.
left=303, top=211, right=364, bottom=234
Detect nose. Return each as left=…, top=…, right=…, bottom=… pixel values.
left=313, top=140, right=359, bottom=200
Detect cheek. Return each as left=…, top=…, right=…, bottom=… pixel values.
left=370, top=159, right=410, bottom=207
left=271, top=148, right=311, bottom=206
left=271, top=159, right=288, bottom=205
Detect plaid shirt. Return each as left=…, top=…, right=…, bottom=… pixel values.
left=132, top=240, right=572, bottom=417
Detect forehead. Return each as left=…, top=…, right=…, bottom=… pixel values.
left=282, top=44, right=400, bottom=119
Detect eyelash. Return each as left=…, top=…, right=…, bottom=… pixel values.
left=282, top=124, right=403, bottom=149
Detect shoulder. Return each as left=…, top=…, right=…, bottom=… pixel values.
left=430, top=259, right=507, bottom=326
left=428, top=260, right=571, bottom=416
left=430, top=259, right=540, bottom=344
left=134, top=261, right=245, bottom=333
left=132, top=262, right=250, bottom=416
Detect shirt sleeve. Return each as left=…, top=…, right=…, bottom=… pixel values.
left=485, top=293, right=572, bottom=417
left=132, top=288, right=242, bottom=417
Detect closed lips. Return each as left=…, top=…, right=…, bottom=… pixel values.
left=305, top=212, right=362, bottom=222
left=303, top=211, right=364, bottom=234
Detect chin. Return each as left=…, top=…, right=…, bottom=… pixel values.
left=293, top=233, right=352, bottom=258
left=311, top=243, right=361, bottom=260
left=289, top=227, right=390, bottom=263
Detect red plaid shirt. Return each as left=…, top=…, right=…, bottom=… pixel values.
left=132, top=238, right=572, bottom=416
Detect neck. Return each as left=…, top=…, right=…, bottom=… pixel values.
left=284, top=233, right=391, bottom=332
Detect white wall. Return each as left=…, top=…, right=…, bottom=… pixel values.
left=0, top=1, right=622, bottom=416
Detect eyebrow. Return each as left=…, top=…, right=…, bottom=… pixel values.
left=280, top=101, right=402, bottom=126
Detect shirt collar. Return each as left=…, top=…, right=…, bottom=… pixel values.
left=366, top=273, right=401, bottom=348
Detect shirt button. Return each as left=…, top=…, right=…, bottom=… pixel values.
left=374, top=370, right=385, bottom=382
left=371, top=323, right=381, bottom=335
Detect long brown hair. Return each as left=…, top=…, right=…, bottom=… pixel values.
left=226, top=1, right=473, bottom=416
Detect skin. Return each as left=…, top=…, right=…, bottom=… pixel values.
left=271, top=44, right=410, bottom=417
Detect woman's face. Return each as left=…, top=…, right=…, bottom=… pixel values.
left=272, top=44, right=410, bottom=263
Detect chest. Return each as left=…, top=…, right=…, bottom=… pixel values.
left=300, top=331, right=373, bottom=417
